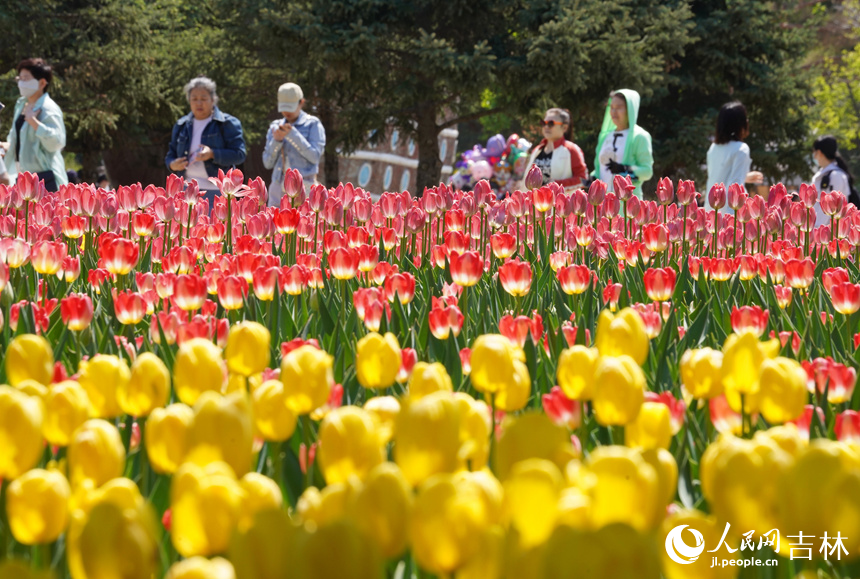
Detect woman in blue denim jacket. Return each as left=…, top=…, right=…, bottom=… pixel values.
left=165, top=77, right=246, bottom=206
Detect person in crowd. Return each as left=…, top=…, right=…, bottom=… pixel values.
left=263, top=82, right=326, bottom=207
left=592, top=89, right=653, bottom=197
left=66, top=169, right=80, bottom=184
left=706, top=101, right=762, bottom=209
left=525, top=107, right=588, bottom=192
left=4, top=58, right=67, bottom=192
left=96, top=174, right=112, bottom=191
left=165, top=76, right=246, bottom=206
left=812, top=135, right=859, bottom=224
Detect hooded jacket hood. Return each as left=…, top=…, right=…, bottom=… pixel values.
left=597, top=89, right=641, bottom=151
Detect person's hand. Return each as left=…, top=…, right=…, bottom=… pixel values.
left=606, top=159, right=631, bottom=175
left=0, top=141, right=8, bottom=156
left=169, top=157, right=189, bottom=172
left=197, top=145, right=214, bottom=162
left=23, top=103, right=41, bottom=128
left=273, top=122, right=292, bottom=142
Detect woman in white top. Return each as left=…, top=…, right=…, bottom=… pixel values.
left=812, top=135, right=857, bottom=226
left=706, top=101, right=759, bottom=211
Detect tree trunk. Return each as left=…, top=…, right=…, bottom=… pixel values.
left=415, top=101, right=442, bottom=195
left=317, top=100, right=339, bottom=187
left=79, top=147, right=102, bottom=185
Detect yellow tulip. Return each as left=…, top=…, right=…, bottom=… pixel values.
left=225, top=321, right=271, bottom=377
left=296, top=482, right=359, bottom=529
left=660, top=509, right=740, bottom=579
left=187, top=392, right=254, bottom=476
left=0, top=385, right=44, bottom=479
left=5, top=334, right=53, bottom=386
left=318, top=406, right=385, bottom=484
left=592, top=355, right=645, bottom=426
left=78, top=354, right=129, bottom=419
left=251, top=379, right=297, bottom=442
left=409, top=473, right=490, bottom=575
left=72, top=500, right=160, bottom=579
left=637, top=448, right=678, bottom=524
left=577, top=445, right=660, bottom=531
left=557, top=345, right=599, bottom=400
left=67, top=419, right=126, bottom=488
left=394, top=392, right=461, bottom=486
left=238, top=472, right=283, bottom=531
left=165, top=557, right=236, bottom=579
left=457, top=526, right=505, bottom=579
left=74, top=477, right=144, bottom=516
left=454, top=469, right=503, bottom=525
left=7, top=468, right=70, bottom=544
left=229, top=508, right=297, bottom=579
left=541, top=523, right=661, bottom=579
left=721, top=331, right=779, bottom=397
left=453, top=393, right=491, bottom=471
left=776, top=440, right=860, bottom=558
left=494, top=412, right=576, bottom=481
left=293, top=519, right=383, bottom=579
left=174, top=338, right=226, bottom=406
left=595, top=308, right=649, bottom=365
left=281, top=345, right=333, bottom=415
left=503, top=459, right=563, bottom=548
left=363, top=395, right=400, bottom=444
left=470, top=334, right=523, bottom=394
left=43, top=380, right=90, bottom=447
left=408, top=361, right=453, bottom=399
left=356, top=332, right=401, bottom=390
left=755, top=423, right=806, bottom=458
left=171, top=461, right=245, bottom=557
left=145, top=403, right=194, bottom=474
left=350, top=462, right=413, bottom=558
left=625, top=401, right=672, bottom=450
left=758, top=357, right=807, bottom=424
left=493, top=359, right=530, bottom=412
left=680, top=348, right=723, bottom=399
left=0, top=559, right=55, bottom=579
left=118, top=352, right=170, bottom=417
left=700, top=434, right=792, bottom=536
left=15, top=379, right=48, bottom=399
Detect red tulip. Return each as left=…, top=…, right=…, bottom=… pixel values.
left=31, top=240, right=67, bottom=275
left=709, top=258, right=735, bottom=282
left=281, top=337, right=320, bottom=357
left=603, top=282, right=622, bottom=310
left=428, top=305, right=464, bottom=340
left=132, top=212, right=156, bottom=237
left=709, top=394, right=743, bottom=435
left=274, top=208, right=300, bottom=234
left=498, top=313, right=542, bottom=349
left=587, top=179, right=607, bottom=206
left=490, top=233, right=516, bottom=259
left=613, top=175, right=635, bottom=201
left=835, top=410, right=860, bottom=444
left=655, top=177, right=674, bottom=205
left=371, top=262, right=397, bottom=286
left=61, top=294, right=94, bottom=331
left=827, top=362, right=857, bottom=403
left=449, top=251, right=483, bottom=287
left=253, top=266, right=280, bottom=301
left=542, top=386, right=581, bottom=429
left=347, top=226, right=370, bottom=248
left=708, top=183, right=726, bottom=209
left=444, top=231, right=469, bottom=255
left=498, top=259, right=532, bottom=297
left=281, top=265, right=309, bottom=296
left=643, top=267, right=676, bottom=302
left=397, top=348, right=418, bottom=383
left=324, top=230, right=348, bottom=253
left=384, top=272, right=416, bottom=305
left=60, top=256, right=80, bottom=283
left=459, top=347, right=472, bottom=375
left=329, top=247, right=359, bottom=280
left=524, top=164, right=543, bottom=191
left=358, top=244, right=379, bottom=273
left=174, top=274, right=207, bottom=311
left=445, top=209, right=466, bottom=232
left=822, top=267, right=850, bottom=295
left=217, top=275, right=248, bottom=310
left=784, top=258, right=814, bottom=290
left=61, top=215, right=87, bottom=239
left=115, top=291, right=147, bottom=325
left=730, top=305, right=769, bottom=337
left=561, top=321, right=577, bottom=348
left=162, top=246, right=196, bottom=275
left=645, top=391, right=686, bottom=434
left=831, top=282, right=860, bottom=315
left=787, top=405, right=823, bottom=441
left=557, top=265, right=591, bottom=295
left=642, top=223, right=668, bottom=252
left=533, top=186, right=554, bottom=213
left=283, top=168, right=304, bottom=199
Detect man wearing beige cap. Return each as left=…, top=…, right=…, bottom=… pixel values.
left=262, top=82, right=326, bottom=207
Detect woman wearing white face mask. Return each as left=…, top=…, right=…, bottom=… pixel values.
left=4, top=58, right=67, bottom=192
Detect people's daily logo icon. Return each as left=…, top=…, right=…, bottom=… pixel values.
left=666, top=524, right=706, bottom=564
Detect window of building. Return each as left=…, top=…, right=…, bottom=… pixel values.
left=390, top=129, right=400, bottom=151
left=358, top=163, right=372, bottom=188
left=400, top=169, right=411, bottom=192
left=383, top=165, right=393, bottom=190
left=408, top=138, right=416, bottom=156
left=439, top=140, right=448, bottom=162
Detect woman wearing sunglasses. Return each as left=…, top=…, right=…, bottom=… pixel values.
left=523, top=108, right=588, bottom=192
left=592, top=89, right=653, bottom=197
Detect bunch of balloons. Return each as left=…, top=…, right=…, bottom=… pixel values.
left=449, top=133, right=532, bottom=194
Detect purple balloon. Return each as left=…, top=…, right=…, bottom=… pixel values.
left=486, top=134, right=505, bottom=158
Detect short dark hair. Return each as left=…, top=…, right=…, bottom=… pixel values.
left=17, top=58, right=53, bottom=88
left=813, top=135, right=838, bottom=160
left=714, top=101, right=748, bottom=144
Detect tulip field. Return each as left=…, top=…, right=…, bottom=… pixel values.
left=3, top=166, right=860, bottom=578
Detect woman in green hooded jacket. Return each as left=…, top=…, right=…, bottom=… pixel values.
left=591, top=89, right=653, bottom=198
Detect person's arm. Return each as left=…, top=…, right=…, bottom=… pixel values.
left=284, top=119, right=325, bottom=165
left=556, top=143, right=588, bottom=188
left=730, top=144, right=752, bottom=187
left=830, top=170, right=851, bottom=198
left=31, top=104, right=65, bottom=153
left=165, top=122, right=185, bottom=172
left=262, top=123, right=282, bottom=171
left=210, top=116, right=247, bottom=167
left=627, top=132, right=654, bottom=184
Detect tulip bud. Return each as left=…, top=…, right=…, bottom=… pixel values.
left=7, top=468, right=70, bottom=544
left=165, top=557, right=236, bottom=579
left=77, top=354, right=130, bottom=419
left=6, top=334, right=53, bottom=386
left=68, top=419, right=126, bottom=488
left=280, top=345, right=334, bottom=415
left=146, top=403, right=194, bottom=474
left=408, top=361, right=454, bottom=399
left=350, top=462, right=413, bottom=558
left=43, top=380, right=91, bottom=447
left=119, top=352, right=170, bottom=417
left=524, top=164, right=543, bottom=191
left=355, top=332, right=401, bottom=390
left=174, top=338, right=226, bottom=406
left=395, top=391, right=461, bottom=486
left=251, top=380, right=297, bottom=442
left=595, top=308, right=649, bottom=365
left=318, top=406, right=385, bottom=484
left=187, top=392, right=254, bottom=476
left=625, top=402, right=672, bottom=450
left=225, top=321, right=271, bottom=377
left=592, top=355, right=646, bottom=426
left=556, top=346, right=599, bottom=400
left=0, top=385, right=44, bottom=479
left=494, top=412, right=576, bottom=481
